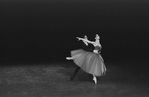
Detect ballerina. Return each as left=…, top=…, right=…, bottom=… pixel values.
left=66, top=34, right=106, bottom=84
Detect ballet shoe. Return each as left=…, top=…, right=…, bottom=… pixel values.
left=66, top=57, right=73, bottom=60
left=93, top=76, right=97, bottom=84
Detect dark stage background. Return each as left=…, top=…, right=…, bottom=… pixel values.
left=1, top=0, right=149, bottom=65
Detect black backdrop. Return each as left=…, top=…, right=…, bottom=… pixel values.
left=1, top=0, right=149, bottom=64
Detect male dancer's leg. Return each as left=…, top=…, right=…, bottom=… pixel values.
left=69, top=66, right=80, bottom=82
left=88, top=74, right=93, bottom=81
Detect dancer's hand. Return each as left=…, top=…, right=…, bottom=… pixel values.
left=77, top=37, right=87, bottom=41
left=76, top=37, right=82, bottom=41
left=76, top=37, right=83, bottom=41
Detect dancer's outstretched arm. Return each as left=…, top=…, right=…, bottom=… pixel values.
left=76, top=37, right=94, bottom=44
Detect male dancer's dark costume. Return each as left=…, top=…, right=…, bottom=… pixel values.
left=69, top=41, right=93, bottom=82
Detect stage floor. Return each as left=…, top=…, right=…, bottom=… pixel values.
left=0, top=61, right=148, bottom=97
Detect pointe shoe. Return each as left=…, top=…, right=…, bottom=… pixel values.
left=66, top=57, right=73, bottom=60
left=93, top=76, right=97, bottom=84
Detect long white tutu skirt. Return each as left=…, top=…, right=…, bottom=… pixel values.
left=70, top=49, right=106, bottom=76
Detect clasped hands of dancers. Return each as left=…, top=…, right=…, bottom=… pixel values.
left=66, top=34, right=106, bottom=84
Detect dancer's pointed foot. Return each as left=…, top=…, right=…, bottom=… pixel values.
left=66, top=57, right=73, bottom=60
left=93, top=76, right=97, bottom=84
